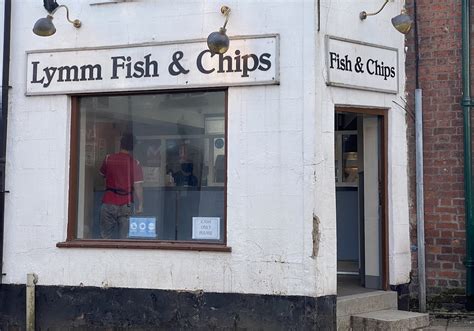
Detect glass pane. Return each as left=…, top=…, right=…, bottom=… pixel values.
left=342, top=134, right=358, bottom=184
left=76, top=91, right=226, bottom=243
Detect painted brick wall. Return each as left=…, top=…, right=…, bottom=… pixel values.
left=405, top=0, right=467, bottom=310
left=5, top=0, right=328, bottom=298
left=3, top=0, right=411, bottom=299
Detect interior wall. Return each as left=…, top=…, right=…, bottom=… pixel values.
left=363, top=116, right=381, bottom=288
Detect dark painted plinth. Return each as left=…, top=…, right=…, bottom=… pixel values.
left=390, top=283, right=411, bottom=311
left=0, top=284, right=336, bottom=330
left=467, top=295, right=474, bottom=311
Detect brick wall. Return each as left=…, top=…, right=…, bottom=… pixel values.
left=405, top=0, right=466, bottom=310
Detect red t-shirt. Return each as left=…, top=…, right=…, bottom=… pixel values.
left=99, top=152, right=144, bottom=206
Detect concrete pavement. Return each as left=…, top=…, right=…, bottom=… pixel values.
left=425, top=316, right=474, bottom=330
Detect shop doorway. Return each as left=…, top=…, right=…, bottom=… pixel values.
left=335, top=108, right=388, bottom=295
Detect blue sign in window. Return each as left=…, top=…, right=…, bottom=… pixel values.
left=129, top=217, right=157, bottom=238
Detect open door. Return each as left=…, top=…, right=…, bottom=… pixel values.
left=336, top=108, right=388, bottom=294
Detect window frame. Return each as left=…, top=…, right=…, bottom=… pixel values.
left=57, top=88, right=230, bottom=252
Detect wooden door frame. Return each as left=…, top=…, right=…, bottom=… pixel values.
left=335, top=106, right=389, bottom=291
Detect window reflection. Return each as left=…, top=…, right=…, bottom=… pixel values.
left=76, top=91, right=226, bottom=243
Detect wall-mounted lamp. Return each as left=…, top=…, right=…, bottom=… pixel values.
left=33, top=1, right=81, bottom=37
left=207, top=6, right=231, bottom=55
left=360, top=0, right=413, bottom=35
left=391, top=10, right=413, bottom=35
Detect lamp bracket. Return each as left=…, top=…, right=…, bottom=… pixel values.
left=221, top=5, right=231, bottom=16
left=220, top=5, right=231, bottom=29
left=51, top=4, right=82, bottom=28
left=360, top=0, right=390, bottom=20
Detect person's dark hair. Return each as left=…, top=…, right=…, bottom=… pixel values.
left=120, top=132, right=135, bottom=151
left=181, top=162, right=193, bottom=173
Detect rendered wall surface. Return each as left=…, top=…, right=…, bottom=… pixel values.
left=316, top=0, right=411, bottom=287
left=1, top=0, right=409, bottom=302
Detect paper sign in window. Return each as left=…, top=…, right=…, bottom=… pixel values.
left=192, top=217, right=220, bottom=240
left=129, top=217, right=156, bottom=238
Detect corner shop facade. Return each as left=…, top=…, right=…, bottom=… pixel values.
left=0, top=1, right=410, bottom=328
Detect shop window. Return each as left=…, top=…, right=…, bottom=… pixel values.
left=63, top=90, right=228, bottom=250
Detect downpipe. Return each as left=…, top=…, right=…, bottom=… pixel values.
left=0, top=0, right=11, bottom=284
left=415, top=89, right=426, bottom=313
left=461, top=0, right=474, bottom=311
left=412, top=0, right=427, bottom=313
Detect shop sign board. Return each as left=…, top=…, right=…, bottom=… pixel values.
left=325, top=36, right=399, bottom=94
left=26, top=35, right=279, bottom=95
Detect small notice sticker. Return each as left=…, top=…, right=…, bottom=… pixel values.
left=192, top=217, right=220, bottom=240
left=129, top=217, right=156, bottom=238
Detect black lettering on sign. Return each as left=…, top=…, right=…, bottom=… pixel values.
left=144, top=54, right=159, bottom=78
left=132, top=61, right=145, bottom=78
left=168, top=51, right=190, bottom=76
left=196, top=50, right=215, bottom=74
left=329, top=52, right=338, bottom=69
left=198, top=49, right=272, bottom=77
left=57, top=65, right=79, bottom=82
left=241, top=54, right=259, bottom=78
left=31, top=61, right=104, bottom=88
left=354, top=57, right=364, bottom=73
left=366, top=59, right=395, bottom=80
left=329, top=52, right=352, bottom=72
left=111, top=56, right=125, bottom=79
left=258, top=53, right=272, bottom=71
left=111, top=54, right=159, bottom=79
left=234, top=50, right=242, bottom=72
left=30, top=61, right=44, bottom=85
left=80, top=64, right=103, bottom=81
left=366, top=59, right=375, bottom=75
left=218, top=53, right=233, bottom=73
left=43, top=67, right=57, bottom=88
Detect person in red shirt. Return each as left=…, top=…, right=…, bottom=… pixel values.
left=99, top=132, right=144, bottom=239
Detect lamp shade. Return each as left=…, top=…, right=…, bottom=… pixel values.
left=391, top=12, right=413, bottom=34
left=207, top=28, right=230, bottom=55
left=33, top=15, right=56, bottom=37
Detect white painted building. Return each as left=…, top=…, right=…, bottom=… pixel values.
left=0, top=0, right=411, bottom=329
